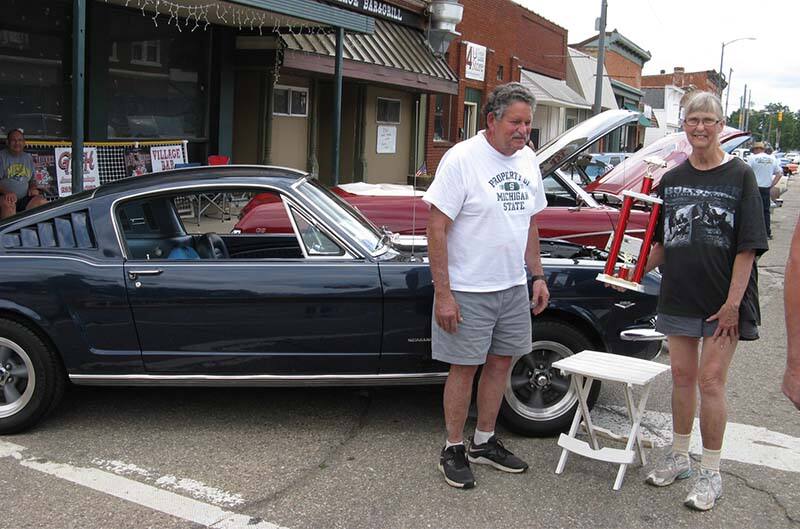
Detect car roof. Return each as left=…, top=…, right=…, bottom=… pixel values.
left=90, top=164, right=309, bottom=199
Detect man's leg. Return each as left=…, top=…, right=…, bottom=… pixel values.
left=443, top=364, right=479, bottom=444
left=760, top=187, right=772, bottom=238
left=25, top=196, right=48, bottom=210
left=475, top=353, right=512, bottom=433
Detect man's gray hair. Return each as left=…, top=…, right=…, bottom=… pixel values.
left=484, top=82, right=536, bottom=121
left=683, top=91, right=724, bottom=121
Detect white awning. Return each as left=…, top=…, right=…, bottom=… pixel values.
left=566, top=48, right=618, bottom=110
left=520, top=69, right=591, bottom=110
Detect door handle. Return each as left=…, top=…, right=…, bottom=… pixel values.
left=128, top=269, right=163, bottom=280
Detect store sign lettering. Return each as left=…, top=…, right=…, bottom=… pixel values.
left=327, top=0, right=421, bottom=27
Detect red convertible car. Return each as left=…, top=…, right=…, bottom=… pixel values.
left=235, top=110, right=652, bottom=249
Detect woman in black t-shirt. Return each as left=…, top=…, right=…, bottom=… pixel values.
left=641, top=92, right=768, bottom=511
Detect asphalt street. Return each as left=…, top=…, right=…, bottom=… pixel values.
left=2, top=181, right=799, bottom=529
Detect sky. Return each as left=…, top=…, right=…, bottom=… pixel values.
left=514, top=0, right=800, bottom=115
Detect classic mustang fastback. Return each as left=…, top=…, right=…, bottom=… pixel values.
left=0, top=163, right=663, bottom=436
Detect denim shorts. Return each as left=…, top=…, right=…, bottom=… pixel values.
left=656, top=313, right=759, bottom=341
left=431, top=285, right=532, bottom=365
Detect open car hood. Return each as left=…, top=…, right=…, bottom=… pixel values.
left=537, top=109, right=640, bottom=177
left=586, top=127, right=751, bottom=196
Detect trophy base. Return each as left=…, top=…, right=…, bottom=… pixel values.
left=596, top=273, right=646, bottom=293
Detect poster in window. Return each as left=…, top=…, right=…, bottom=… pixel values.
left=465, top=42, right=486, bottom=81
left=377, top=125, right=397, bottom=154
left=150, top=145, right=186, bottom=172
left=54, top=147, right=100, bottom=197
left=28, top=148, right=57, bottom=198
left=124, top=147, right=153, bottom=177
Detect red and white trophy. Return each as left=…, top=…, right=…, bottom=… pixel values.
left=596, top=156, right=667, bottom=292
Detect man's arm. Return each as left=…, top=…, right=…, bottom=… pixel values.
left=706, top=249, right=756, bottom=339
left=524, top=216, right=549, bottom=315
left=783, top=218, right=800, bottom=409
left=427, top=205, right=460, bottom=334
left=645, top=242, right=665, bottom=273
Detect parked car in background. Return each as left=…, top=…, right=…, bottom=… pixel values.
left=731, top=147, right=751, bottom=160
left=591, top=152, right=633, bottom=169
left=0, top=164, right=664, bottom=436
left=237, top=109, right=653, bottom=249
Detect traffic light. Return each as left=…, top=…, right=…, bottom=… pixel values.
left=778, top=111, right=783, bottom=122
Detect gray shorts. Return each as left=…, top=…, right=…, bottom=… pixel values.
left=655, top=313, right=759, bottom=341
left=432, top=285, right=532, bottom=366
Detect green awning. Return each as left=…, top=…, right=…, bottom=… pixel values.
left=624, top=102, right=639, bottom=112
left=638, top=115, right=652, bottom=127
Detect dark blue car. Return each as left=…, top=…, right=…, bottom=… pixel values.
left=0, top=165, right=663, bottom=436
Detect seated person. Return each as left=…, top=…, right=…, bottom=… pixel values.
left=0, top=129, right=48, bottom=219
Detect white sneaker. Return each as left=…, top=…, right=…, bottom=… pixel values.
left=645, top=451, right=692, bottom=487
left=684, top=469, right=722, bottom=511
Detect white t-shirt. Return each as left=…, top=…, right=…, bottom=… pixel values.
left=748, top=152, right=781, bottom=187
left=423, top=132, right=547, bottom=292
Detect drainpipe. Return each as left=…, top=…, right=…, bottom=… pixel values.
left=72, top=0, right=86, bottom=192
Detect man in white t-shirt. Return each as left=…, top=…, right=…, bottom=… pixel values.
left=423, top=82, right=549, bottom=489
left=748, top=141, right=782, bottom=239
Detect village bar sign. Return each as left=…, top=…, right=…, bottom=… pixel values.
left=326, top=0, right=422, bottom=27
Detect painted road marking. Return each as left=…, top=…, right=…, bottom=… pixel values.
left=0, top=440, right=286, bottom=529
left=594, top=405, right=800, bottom=473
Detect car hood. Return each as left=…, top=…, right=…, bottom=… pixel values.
left=537, top=109, right=640, bottom=177
left=586, top=127, right=751, bottom=196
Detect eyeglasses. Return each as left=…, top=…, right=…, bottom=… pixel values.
left=684, top=117, right=720, bottom=127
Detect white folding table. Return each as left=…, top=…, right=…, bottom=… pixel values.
left=552, top=349, right=670, bottom=490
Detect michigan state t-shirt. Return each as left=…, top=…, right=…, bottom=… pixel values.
left=423, top=131, right=547, bottom=292
left=654, top=157, right=768, bottom=323
left=0, top=149, right=34, bottom=197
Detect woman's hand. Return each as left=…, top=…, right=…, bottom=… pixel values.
left=706, top=302, right=739, bottom=340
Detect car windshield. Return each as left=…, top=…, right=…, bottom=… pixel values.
left=295, top=179, right=383, bottom=251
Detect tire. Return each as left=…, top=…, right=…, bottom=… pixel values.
left=499, top=320, right=601, bottom=437
left=0, top=319, right=65, bottom=434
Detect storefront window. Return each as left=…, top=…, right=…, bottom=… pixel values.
left=103, top=7, right=207, bottom=139
left=433, top=94, right=451, bottom=142
left=377, top=98, right=401, bottom=124
left=0, top=0, right=71, bottom=139
left=274, top=86, right=308, bottom=117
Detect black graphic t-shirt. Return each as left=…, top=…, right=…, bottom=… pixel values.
left=654, top=157, right=768, bottom=323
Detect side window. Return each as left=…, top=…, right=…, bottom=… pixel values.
left=542, top=173, right=577, bottom=207
left=289, top=207, right=344, bottom=257
left=117, top=187, right=348, bottom=260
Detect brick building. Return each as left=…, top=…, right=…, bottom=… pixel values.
left=423, top=0, right=576, bottom=174
left=642, top=66, right=725, bottom=95
left=573, top=29, right=652, bottom=151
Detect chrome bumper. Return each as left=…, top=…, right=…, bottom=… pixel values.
left=619, top=328, right=666, bottom=342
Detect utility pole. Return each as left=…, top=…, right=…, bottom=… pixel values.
left=744, top=90, right=752, bottom=131
left=739, top=84, right=747, bottom=130
left=724, top=68, right=733, bottom=119
left=592, top=0, right=608, bottom=116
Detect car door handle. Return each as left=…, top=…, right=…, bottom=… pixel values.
left=128, top=269, right=163, bottom=280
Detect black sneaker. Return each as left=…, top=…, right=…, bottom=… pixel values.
left=438, top=444, right=476, bottom=489
left=467, top=435, right=528, bottom=473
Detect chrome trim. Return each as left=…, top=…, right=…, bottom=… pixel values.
left=70, top=372, right=449, bottom=387
left=619, top=328, right=666, bottom=342
left=0, top=254, right=121, bottom=267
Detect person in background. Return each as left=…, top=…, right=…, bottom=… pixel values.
left=748, top=141, right=782, bottom=239
left=424, top=82, right=549, bottom=489
left=783, top=217, right=800, bottom=409
left=642, top=92, right=768, bottom=511
left=0, top=129, right=48, bottom=219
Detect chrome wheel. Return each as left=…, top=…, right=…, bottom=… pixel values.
left=0, top=337, right=35, bottom=419
left=504, top=340, right=576, bottom=423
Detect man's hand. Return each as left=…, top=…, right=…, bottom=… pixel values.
left=434, top=291, right=462, bottom=334
left=531, top=279, right=549, bottom=315
left=27, top=187, right=40, bottom=197
left=783, top=368, right=800, bottom=410
left=2, top=192, right=17, bottom=206
left=706, top=301, right=739, bottom=340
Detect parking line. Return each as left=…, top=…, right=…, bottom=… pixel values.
left=0, top=440, right=287, bottom=529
